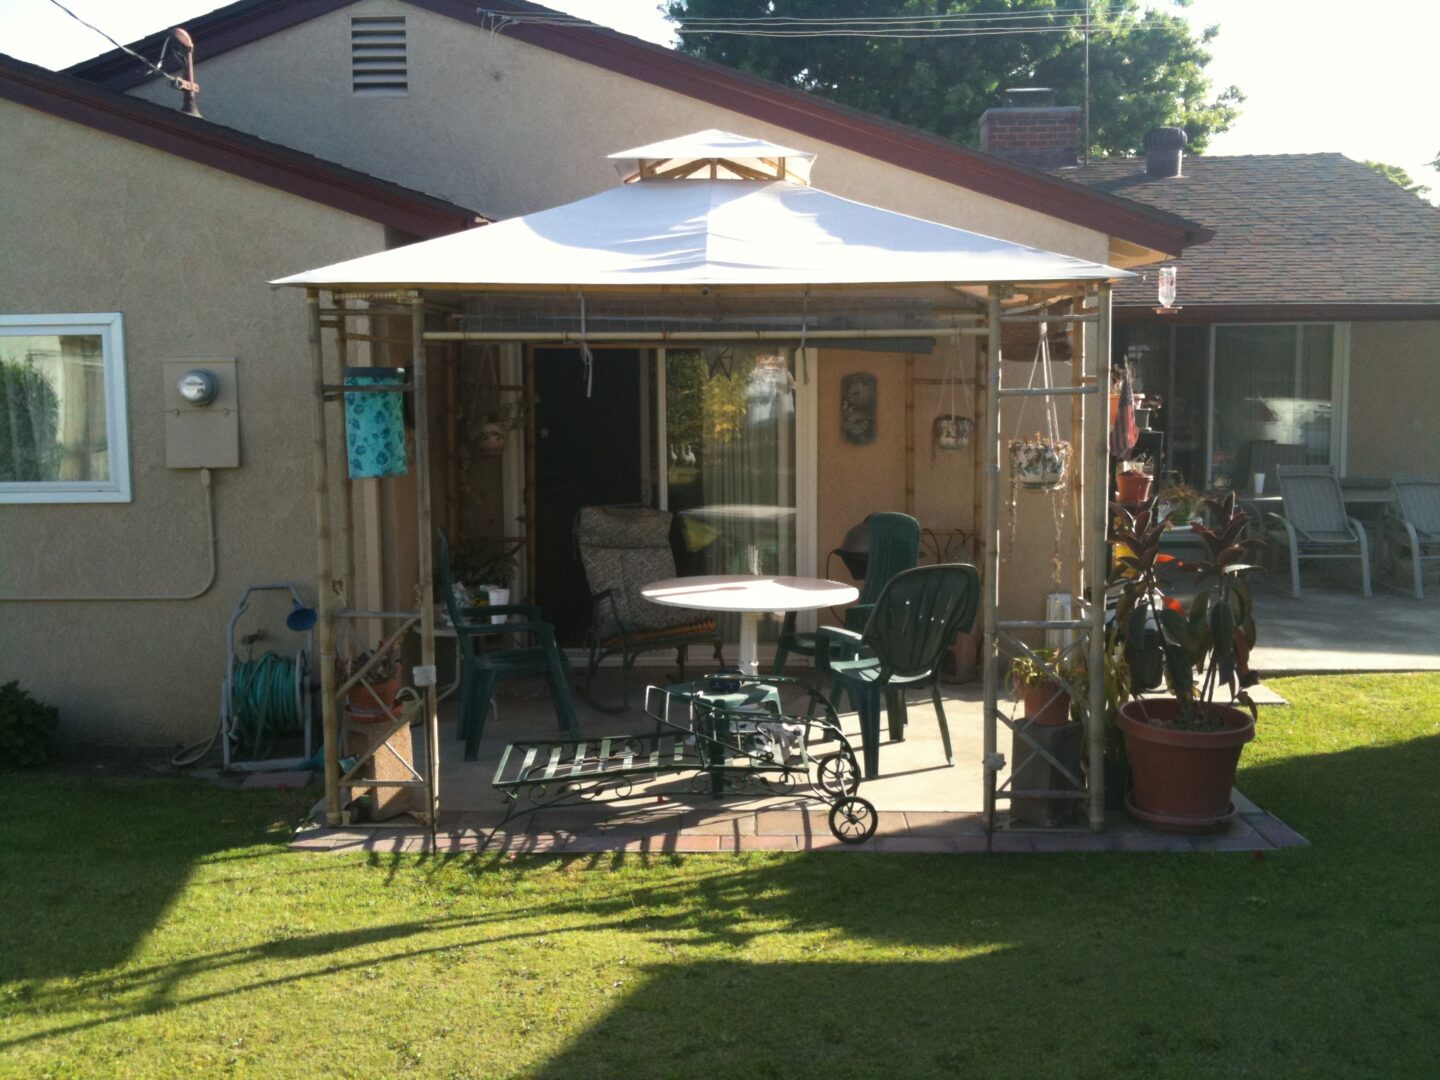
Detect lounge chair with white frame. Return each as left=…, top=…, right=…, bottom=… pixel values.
left=1270, top=465, right=1372, bottom=598
left=1390, top=475, right=1440, bottom=599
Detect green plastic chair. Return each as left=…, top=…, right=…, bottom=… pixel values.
left=815, top=563, right=980, bottom=779
left=772, top=511, right=921, bottom=676
left=438, top=531, right=579, bottom=761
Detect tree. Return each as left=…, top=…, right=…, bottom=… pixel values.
left=665, top=0, right=1242, bottom=157
left=1364, top=160, right=1431, bottom=200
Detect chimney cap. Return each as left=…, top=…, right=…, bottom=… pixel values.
left=1003, top=87, right=1056, bottom=108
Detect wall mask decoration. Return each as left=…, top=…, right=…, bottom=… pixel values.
left=840, top=372, right=877, bottom=445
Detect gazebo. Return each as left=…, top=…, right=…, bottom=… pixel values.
left=274, top=130, right=1124, bottom=837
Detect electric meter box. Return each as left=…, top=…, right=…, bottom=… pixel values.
left=163, top=357, right=240, bottom=468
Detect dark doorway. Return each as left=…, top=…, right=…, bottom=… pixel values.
left=534, top=348, right=645, bottom=644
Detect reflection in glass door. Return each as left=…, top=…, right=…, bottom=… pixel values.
left=662, top=348, right=797, bottom=580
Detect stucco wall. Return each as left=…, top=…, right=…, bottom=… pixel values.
left=0, top=98, right=390, bottom=746
left=128, top=0, right=1111, bottom=262
left=1347, top=320, right=1440, bottom=476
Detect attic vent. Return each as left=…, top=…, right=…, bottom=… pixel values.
left=351, top=16, right=407, bottom=95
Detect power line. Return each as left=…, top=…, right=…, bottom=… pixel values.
left=44, top=0, right=185, bottom=86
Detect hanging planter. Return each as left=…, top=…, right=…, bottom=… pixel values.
left=933, top=414, right=973, bottom=452
left=475, top=399, right=526, bottom=456
left=1009, top=436, right=1071, bottom=491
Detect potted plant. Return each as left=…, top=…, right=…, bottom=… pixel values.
left=1007, top=646, right=1083, bottom=725
left=933, top=414, right=973, bottom=452
left=341, top=647, right=404, bottom=716
left=1156, top=479, right=1203, bottom=527
left=476, top=399, right=526, bottom=454
left=1115, top=455, right=1154, bottom=504
left=1108, top=493, right=1263, bottom=833
left=1009, top=434, right=1070, bottom=491
left=451, top=539, right=519, bottom=623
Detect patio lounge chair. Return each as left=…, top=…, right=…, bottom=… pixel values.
left=1271, top=466, right=1372, bottom=598
left=1390, top=476, right=1440, bottom=599
left=577, top=505, right=724, bottom=712
left=815, top=563, right=980, bottom=779
left=437, top=531, right=579, bottom=761
left=772, top=511, right=920, bottom=677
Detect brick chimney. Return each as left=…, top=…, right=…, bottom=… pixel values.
left=979, top=88, right=1080, bottom=169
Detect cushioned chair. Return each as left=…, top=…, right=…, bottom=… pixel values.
left=577, top=506, right=724, bottom=712
left=772, top=511, right=921, bottom=676
left=1390, top=476, right=1440, bottom=599
left=1271, top=466, right=1372, bottom=598
left=815, top=563, right=981, bottom=779
left=438, top=531, right=579, bottom=761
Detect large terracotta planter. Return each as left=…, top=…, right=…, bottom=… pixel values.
left=1023, top=681, right=1072, bottom=725
left=1117, top=699, right=1254, bottom=833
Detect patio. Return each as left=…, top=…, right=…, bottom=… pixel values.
left=292, top=668, right=1309, bottom=855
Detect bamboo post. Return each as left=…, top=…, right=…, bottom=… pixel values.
left=904, top=355, right=916, bottom=515
left=410, top=297, right=442, bottom=832
left=334, top=298, right=356, bottom=611
left=1068, top=294, right=1086, bottom=604
left=307, top=289, right=343, bottom=826
left=981, top=288, right=1003, bottom=832
left=1087, top=283, right=1113, bottom=831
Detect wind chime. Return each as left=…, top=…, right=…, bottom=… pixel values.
left=1006, top=323, right=1073, bottom=584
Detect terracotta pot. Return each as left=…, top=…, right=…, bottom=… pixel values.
left=1023, top=681, right=1072, bottom=725
left=1115, top=471, right=1153, bottom=504
left=1117, top=699, right=1255, bottom=833
left=345, top=674, right=402, bottom=713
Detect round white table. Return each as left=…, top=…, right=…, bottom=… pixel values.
left=641, top=574, right=859, bottom=676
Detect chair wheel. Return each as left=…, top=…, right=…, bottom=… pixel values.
left=828, top=796, right=878, bottom=844
left=816, top=752, right=860, bottom=796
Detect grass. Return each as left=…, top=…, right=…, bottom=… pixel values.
left=2, top=674, right=1438, bottom=1079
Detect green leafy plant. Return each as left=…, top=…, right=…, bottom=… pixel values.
left=1108, top=492, right=1263, bottom=730
left=0, top=680, right=59, bottom=769
left=1007, top=646, right=1086, bottom=698
left=451, top=539, right=518, bottom=589
left=1156, top=479, right=1202, bottom=525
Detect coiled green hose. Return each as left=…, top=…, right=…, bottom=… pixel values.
left=229, top=651, right=301, bottom=758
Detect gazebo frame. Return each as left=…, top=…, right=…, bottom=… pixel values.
left=300, top=279, right=1114, bottom=837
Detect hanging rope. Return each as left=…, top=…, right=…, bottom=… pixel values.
left=577, top=291, right=594, bottom=398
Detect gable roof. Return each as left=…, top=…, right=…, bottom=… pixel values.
left=65, top=0, right=1207, bottom=260
left=1, top=51, right=484, bottom=238
left=1062, top=153, right=1440, bottom=319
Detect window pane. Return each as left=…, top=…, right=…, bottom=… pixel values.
left=1169, top=325, right=1208, bottom=486
left=666, top=348, right=796, bottom=578
left=0, top=334, right=109, bottom=483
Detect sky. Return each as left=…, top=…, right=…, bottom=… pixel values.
left=2, top=0, right=1436, bottom=194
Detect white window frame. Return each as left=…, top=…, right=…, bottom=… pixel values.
left=0, top=312, right=131, bottom=503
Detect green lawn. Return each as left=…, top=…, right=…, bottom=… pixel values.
left=2, top=674, right=1438, bottom=1079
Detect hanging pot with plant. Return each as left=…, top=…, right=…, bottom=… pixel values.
left=476, top=399, right=526, bottom=455
left=931, top=343, right=975, bottom=453
left=1108, top=493, right=1264, bottom=833
left=933, top=414, right=973, bottom=451
left=1010, top=435, right=1071, bottom=491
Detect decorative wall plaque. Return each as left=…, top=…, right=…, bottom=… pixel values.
left=840, top=372, right=877, bottom=445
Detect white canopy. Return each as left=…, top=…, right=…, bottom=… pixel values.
left=607, top=128, right=816, bottom=184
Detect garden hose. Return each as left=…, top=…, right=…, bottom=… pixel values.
left=228, top=651, right=303, bottom=759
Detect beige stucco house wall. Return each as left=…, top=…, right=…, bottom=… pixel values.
left=1347, top=320, right=1440, bottom=477
left=0, top=96, right=391, bottom=745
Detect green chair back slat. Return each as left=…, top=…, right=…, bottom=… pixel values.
left=862, top=564, right=981, bottom=680
left=856, top=512, right=922, bottom=609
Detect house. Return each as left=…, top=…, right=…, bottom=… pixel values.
left=7, top=0, right=1213, bottom=749
left=978, top=91, right=1440, bottom=490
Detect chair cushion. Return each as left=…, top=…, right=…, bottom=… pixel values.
left=601, top=619, right=717, bottom=649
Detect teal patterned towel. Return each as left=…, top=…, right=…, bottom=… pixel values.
left=344, top=368, right=408, bottom=479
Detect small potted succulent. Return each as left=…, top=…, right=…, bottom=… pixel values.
left=1009, top=434, right=1070, bottom=491
left=1109, top=492, right=1264, bottom=833
left=1115, top=455, right=1154, bottom=505
left=1007, top=646, right=1084, bottom=725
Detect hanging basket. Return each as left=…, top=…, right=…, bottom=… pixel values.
left=933, top=414, right=973, bottom=452
left=1010, top=438, right=1071, bottom=491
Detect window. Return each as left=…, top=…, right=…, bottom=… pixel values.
left=350, top=16, right=408, bottom=95
left=0, top=313, right=130, bottom=503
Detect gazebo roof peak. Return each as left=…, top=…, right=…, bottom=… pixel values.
left=608, top=129, right=815, bottom=185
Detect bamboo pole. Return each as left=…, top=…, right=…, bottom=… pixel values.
left=981, top=288, right=1003, bottom=833
left=904, top=355, right=916, bottom=515
left=972, top=329, right=988, bottom=572
left=445, top=343, right=461, bottom=544
left=334, top=299, right=356, bottom=612
left=307, top=289, right=343, bottom=826
left=1069, top=296, right=1086, bottom=605
left=1087, top=284, right=1113, bottom=831
left=424, top=327, right=988, bottom=343
left=411, top=298, right=442, bottom=834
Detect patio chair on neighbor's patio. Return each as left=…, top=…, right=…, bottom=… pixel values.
left=1271, top=466, right=1372, bottom=598
left=1389, top=476, right=1440, bottom=599
left=816, top=563, right=980, bottom=779
left=772, top=511, right=921, bottom=677
left=437, top=531, right=579, bottom=761
left=577, top=505, right=724, bottom=712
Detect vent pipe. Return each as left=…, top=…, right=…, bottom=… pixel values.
left=171, top=27, right=200, bottom=117
left=1143, top=127, right=1187, bottom=178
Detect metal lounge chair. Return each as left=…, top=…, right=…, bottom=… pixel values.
left=1271, top=466, right=1372, bottom=598
left=815, top=563, right=981, bottom=779
left=772, top=511, right=921, bottom=676
left=437, top=531, right=579, bottom=761
left=1390, top=475, right=1440, bottom=599
left=576, top=505, right=724, bottom=712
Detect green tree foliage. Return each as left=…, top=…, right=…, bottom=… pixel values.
left=666, top=0, right=1242, bottom=157
left=0, top=361, right=62, bottom=482
left=1364, top=160, right=1431, bottom=199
